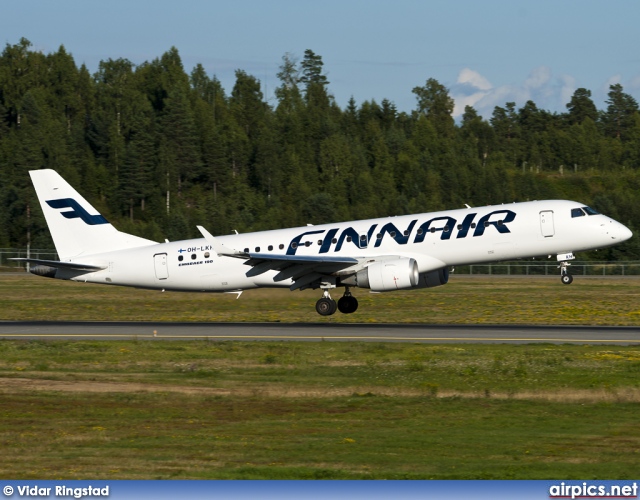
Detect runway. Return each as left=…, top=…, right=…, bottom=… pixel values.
left=0, top=321, right=638, bottom=344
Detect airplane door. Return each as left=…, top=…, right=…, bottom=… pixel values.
left=154, top=253, right=169, bottom=280
left=540, top=211, right=555, bottom=237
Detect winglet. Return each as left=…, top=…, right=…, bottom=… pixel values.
left=197, top=226, right=247, bottom=258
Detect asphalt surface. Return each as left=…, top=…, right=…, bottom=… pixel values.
left=0, top=321, right=638, bottom=344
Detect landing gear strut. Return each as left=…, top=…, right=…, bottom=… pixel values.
left=559, top=261, right=573, bottom=285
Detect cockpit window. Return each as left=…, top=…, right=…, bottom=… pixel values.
left=582, top=206, right=600, bottom=215
left=571, top=208, right=585, bottom=218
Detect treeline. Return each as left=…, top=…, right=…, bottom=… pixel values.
left=1, top=38, right=639, bottom=260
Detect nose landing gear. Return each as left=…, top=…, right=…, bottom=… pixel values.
left=559, top=261, right=573, bottom=285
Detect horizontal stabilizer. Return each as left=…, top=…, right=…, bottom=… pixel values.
left=10, top=258, right=107, bottom=272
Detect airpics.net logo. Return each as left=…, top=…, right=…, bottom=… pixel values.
left=550, top=482, right=638, bottom=499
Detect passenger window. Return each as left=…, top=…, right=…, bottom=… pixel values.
left=291, top=242, right=297, bottom=249
left=317, top=240, right=322, bottom=246
left=268, top=245, right=273, bottom=251
left=279, top=244, right=284, bottom=250
left=255, top=247, right=260, bottom=252
left=244, top=248, right=249, bottom=253
left=571, top=208, right=585, bottom=218
left=305, top=241, right=311, bottom=247
left=346, top=236, right=352, bottom=242
left=204, top=252, right=210, bottom=258
left=191, top=254, right=197, bottom=260
left=178, top=255, right=183, bottom=262
left=331, top=238, right=337, bottom=244
left=376, top=233, right=382, bottom=239
left=390, top=231, right=396, bottom=237
left=417, top=228, right=423, bottom=235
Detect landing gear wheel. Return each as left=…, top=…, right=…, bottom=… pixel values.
left=316, top=297, right=337, bottom=316
left=558, top=260, right=573, bottom=285
left=561, top=274, right=573, bottom=285
left=337, top=295, right=359, bottom=314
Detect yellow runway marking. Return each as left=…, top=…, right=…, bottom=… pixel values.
left=0, top=333, right=637, bottom=343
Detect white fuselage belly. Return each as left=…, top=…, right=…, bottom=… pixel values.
left=63, top=200, right=629, bottom=293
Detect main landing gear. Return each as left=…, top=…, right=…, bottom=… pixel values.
left=315, top=287, right=359, bottom=316
left=559, top=261, right=573, bottom=285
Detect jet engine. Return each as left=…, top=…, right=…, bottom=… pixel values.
left=414, top=267, right=449, bottom=289
left=343, top=258, right=419, bottom=292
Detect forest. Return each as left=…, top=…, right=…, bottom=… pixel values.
left=1, top=38, right=639, bottom=260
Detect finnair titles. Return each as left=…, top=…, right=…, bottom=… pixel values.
left=14, top=169, right=633, bottom=316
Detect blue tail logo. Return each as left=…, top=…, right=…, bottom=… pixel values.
left=46, top=198, right=109, bottom=225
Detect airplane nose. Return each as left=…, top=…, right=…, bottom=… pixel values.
left=609, top=220, right=633, bottom=242
left=619, top=224, right=633, bottom=242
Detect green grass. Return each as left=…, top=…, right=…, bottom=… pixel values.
left=3, top=392, right=638, bottom=479
left=1, top=275, right=639, bottom=479
left=1, top=340, right=640, bottom=479
left=1, top=274, right=640, bottom=324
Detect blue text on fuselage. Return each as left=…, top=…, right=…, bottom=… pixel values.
left=286, top=209, right=516, bottom=255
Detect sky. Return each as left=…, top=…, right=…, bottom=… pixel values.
left=3, top=0, right=640, bottom=119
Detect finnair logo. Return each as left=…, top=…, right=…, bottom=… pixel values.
left=46, top=198, right=109, bottom=225
left=286, top=209, right=517, bottom=256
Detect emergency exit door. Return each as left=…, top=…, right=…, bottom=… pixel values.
left=154, top=253, right=169, bottom=280
left=539, top=211, right=555, bottom=237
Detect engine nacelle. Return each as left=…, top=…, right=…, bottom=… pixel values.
left=414, top=267, right=449, bottom=289
left=345, top=258, right=419, bottom=292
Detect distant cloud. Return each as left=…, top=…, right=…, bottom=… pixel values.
left=524, top=66, right=551, bottom=89
left=630, top=75, right=640, bottom=89
left=451, top=67, right=640, bottom=119
left=450, top=66, right=578, bottom=119
left=457, top=68, right=492, bottom=91
left=558, top=74, right=577, bottom=109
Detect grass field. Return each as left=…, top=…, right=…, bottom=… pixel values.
left=1, top=273, right=640, bottom=324
left=2, top=340, right=640, bottom=479
left=0, top=274, right=639, bottom=479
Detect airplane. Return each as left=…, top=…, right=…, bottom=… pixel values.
left=13, top=169, right=633, bottom=316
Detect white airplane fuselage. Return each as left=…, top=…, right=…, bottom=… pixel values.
left=19, top=170, right=633, bottom=315
left=55, top=200, right=630, bottom=292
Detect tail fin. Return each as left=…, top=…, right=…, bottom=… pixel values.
left=30, top=169, right=157, bottom=260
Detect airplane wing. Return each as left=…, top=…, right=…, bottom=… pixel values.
left=9, top=258, right=107, bottom=271
left=242, top=253, right=360, bottom=290
left=196, top=225, right=362, bottom=290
